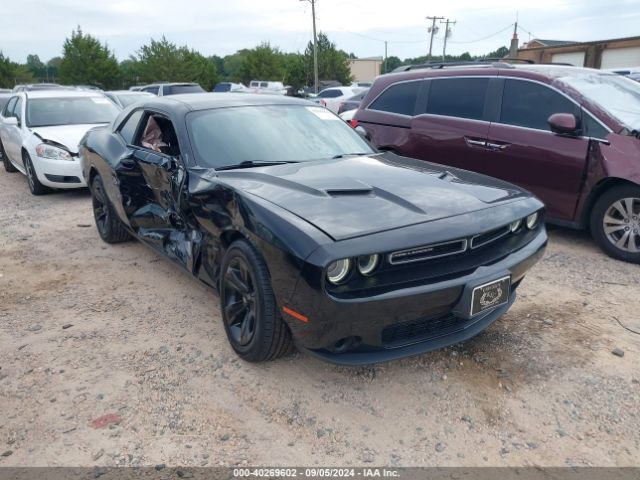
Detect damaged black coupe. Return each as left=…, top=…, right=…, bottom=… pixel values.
left=79, top=94, right=547, bottom=365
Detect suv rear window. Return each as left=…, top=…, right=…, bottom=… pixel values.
left=165, top=85, right=204, bottom=95
left=426, top=78, right=489, bottom=120
left=368, top=81, right=421, bottom=116
left=500, top=79, right=578, bottom=131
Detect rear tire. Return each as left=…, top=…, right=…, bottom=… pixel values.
left=23, top=151, right=51, bottom=195
left=1, top=140, right=17, bottom=173
left=91, top=174, right=131, bottom=244
left=220, top=239, right=293, bottom=362
left=590, top=185, right=640, bottom=264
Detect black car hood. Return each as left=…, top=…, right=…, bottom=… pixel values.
left=215, top=153, right=527, bottom=241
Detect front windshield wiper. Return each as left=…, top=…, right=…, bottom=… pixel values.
left=215, top=160, right=300, bottom=171
left=332, top=152, right=371, bottom=159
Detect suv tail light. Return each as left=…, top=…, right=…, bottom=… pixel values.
left=349, top=119, right=358, bottom=129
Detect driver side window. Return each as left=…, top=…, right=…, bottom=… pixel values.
left=3, top=97, right=17, bottom=118
left=135, top=113, right=181, bottom=157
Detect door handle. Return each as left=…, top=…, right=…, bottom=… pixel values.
left=465, top=138, right=487, bottom=148
left=486, top=142, right=509, bottom=150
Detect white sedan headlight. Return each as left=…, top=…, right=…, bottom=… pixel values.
left=36, top=144, right=72, bottom=161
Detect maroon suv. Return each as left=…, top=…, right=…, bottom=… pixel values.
left=353, top=63, right=640, bottom=263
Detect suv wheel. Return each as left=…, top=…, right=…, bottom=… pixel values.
left=590, top=185, right=640, bottom=264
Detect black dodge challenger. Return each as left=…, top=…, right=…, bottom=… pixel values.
left=79, top=93, right=547, bottom=365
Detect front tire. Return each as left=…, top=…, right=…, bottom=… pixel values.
left=590, top=185, right=640, bottom=264
left=220, top=239, right=293, bottom=362
left=1, top=140, right=17, bottom=173
left=23, top=152, right=50, bottom=195
left=91, top=174, right=131, bottom=244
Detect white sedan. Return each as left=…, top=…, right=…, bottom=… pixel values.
left=0, top=90, right=119, bottom=195
left=313, top=86, right=365, bottom=113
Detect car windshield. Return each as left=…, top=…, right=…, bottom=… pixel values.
left=27, top=96, right=119, bottom=127
left=188, top=105, right=374, bottom=168
left=117, top=93, right=151, bottom=108
left=559, top=73, right=640, bottom=131
left=213, top=84, right=231, bottom=92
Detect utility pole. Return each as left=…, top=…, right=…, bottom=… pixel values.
left=426, top=16, right=444, bottom=60
left=440, top=18, right=456, bottom=61
left=384, top=40, right=388, bottom=74
left=300, top=0, right=319, bottom=93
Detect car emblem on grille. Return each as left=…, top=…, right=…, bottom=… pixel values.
left=480, top=285, right=503, bottom=308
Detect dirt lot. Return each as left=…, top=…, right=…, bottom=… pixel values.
left=0, top=169, right=639, bottom=468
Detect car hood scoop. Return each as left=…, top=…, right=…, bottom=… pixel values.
left=215, top=154, right=525, bottom=241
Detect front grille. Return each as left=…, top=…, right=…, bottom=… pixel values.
left=381, top=313, right=461, bottom=346
left=388, top=239, right=467, bottom=265
left=471, top=225, right=510, bottom=249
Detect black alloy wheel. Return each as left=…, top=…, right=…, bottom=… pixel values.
left=223, top=255, right=258, bottom=347
left=220, top=239, right=293, bottom=362
left=91, top=175, right=131, bottom=243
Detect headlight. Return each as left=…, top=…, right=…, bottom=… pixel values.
left=35, top=144, right=72, bottom=161
left=326, top=259, right=351, bottom=284
left=526, top=212, right=539, bottom=230
left=357, top=254, right=379, bottom=276
left=509, top=219, right=522, bottom=233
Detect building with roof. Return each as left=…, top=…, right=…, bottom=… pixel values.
left=348, top=57, right=383, bottom=83
left=515, top=35, right=640, bottom=68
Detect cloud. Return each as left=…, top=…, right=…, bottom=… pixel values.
left=1, top=0, right=637, bottom=62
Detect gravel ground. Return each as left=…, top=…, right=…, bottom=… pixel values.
left=0, top=169, right=638, bottom=468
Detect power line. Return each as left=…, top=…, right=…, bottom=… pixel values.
left=447, top=23, right=514, bottom=44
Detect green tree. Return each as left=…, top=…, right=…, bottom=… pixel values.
left=283, top=53, right=307, bottom=90
left=0, top=52, right=34, bottom=88
left=222, top=50, right=250, bottom=82
left=46, top=56, right=62, bottom=83
left=304, top=32, right=352, bottom=85
left=237, top=43, right=284, bottom=85
left=484, top=46, right=509, bottom=59
left=383, top=55, right=403, bottom=73
left=210, top=55, right=226, bottom=79
left=26, top=54, right=45, bottom=82
left=133, top=36, right=219, bottom=90
left=59, top=27, right=121, bottom=88
left=119, top=59, right=140, bottom=88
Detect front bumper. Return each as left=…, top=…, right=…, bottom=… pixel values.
left=286, top=229, right=547, bottom=365
left=32, top=155, right=86, bottom=188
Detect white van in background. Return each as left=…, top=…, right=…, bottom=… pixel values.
left=248, top=80, right=288, bottom=95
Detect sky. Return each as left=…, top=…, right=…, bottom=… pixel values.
left=1, top=0, right=640, bottom=63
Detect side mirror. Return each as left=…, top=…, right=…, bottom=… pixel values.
left=4, top=117, right=18, bottom=127
left=548, top=113, right=580, bottom=136
left=355, top=125, right=370, bottom=141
